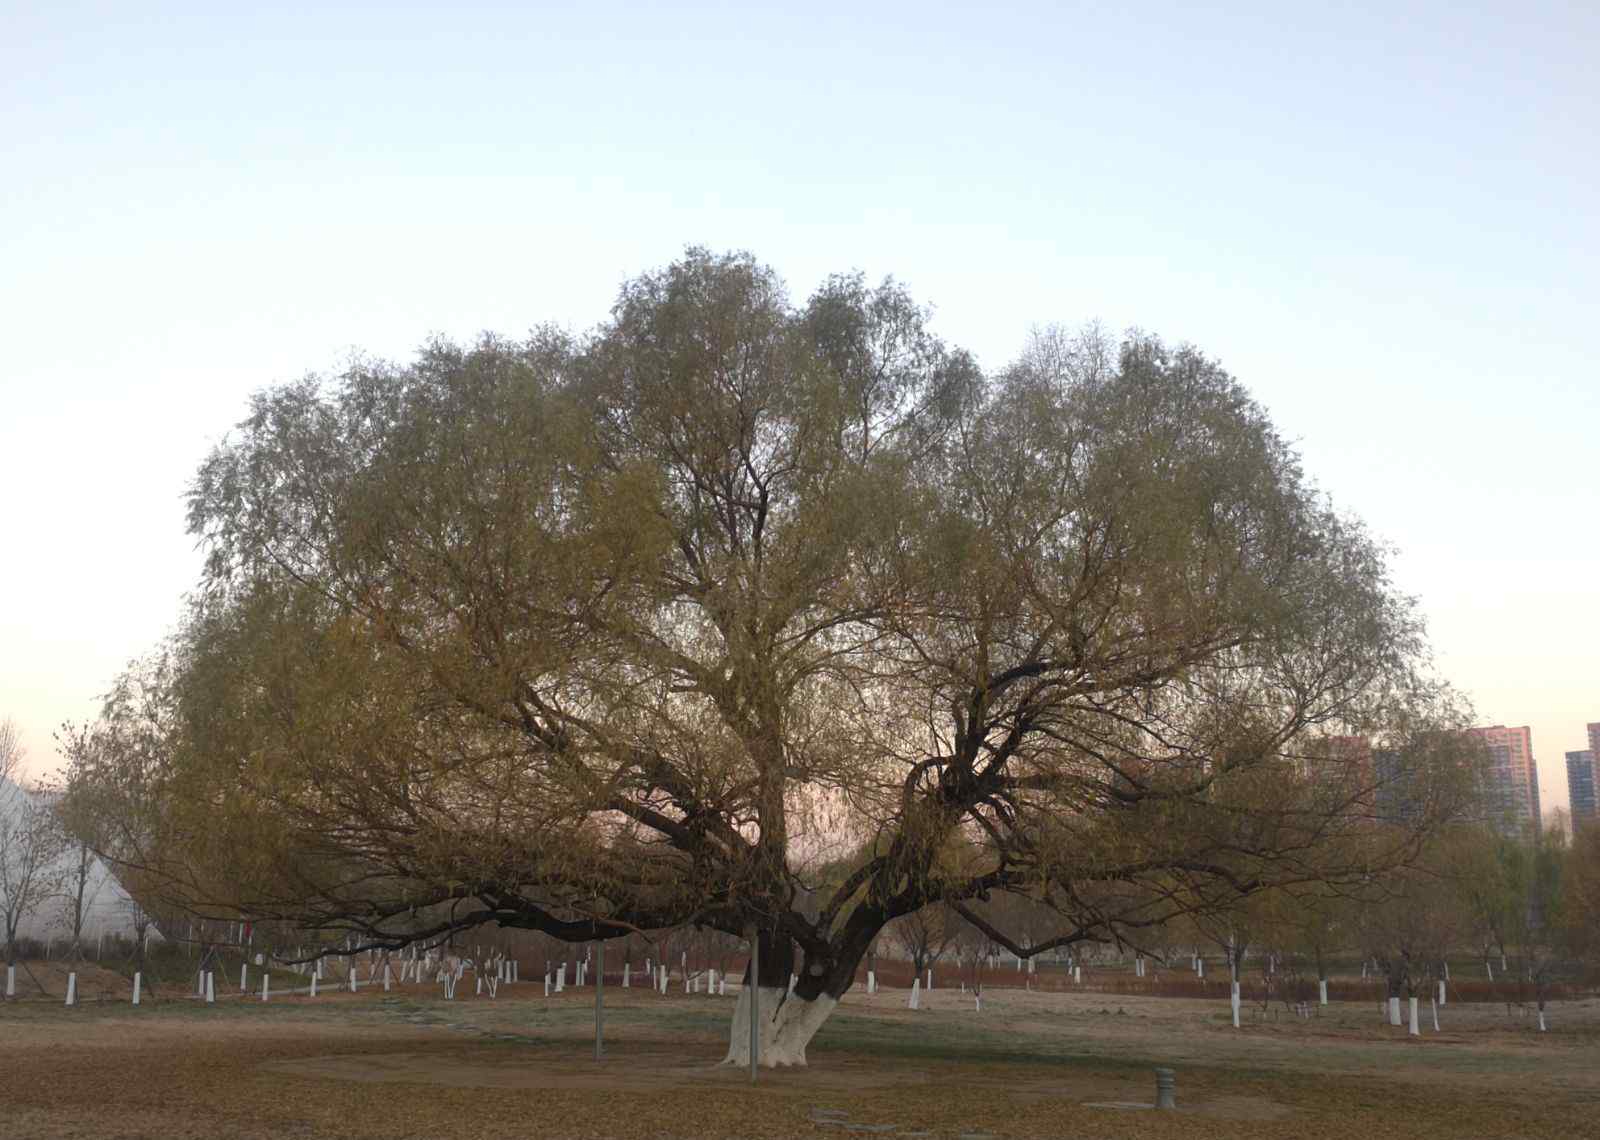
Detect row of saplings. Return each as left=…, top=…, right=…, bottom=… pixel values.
left=13, top=917, right=1587, bottom=1042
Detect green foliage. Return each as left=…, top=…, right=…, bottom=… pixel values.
left=78, top=250, right=1470, bottom=1008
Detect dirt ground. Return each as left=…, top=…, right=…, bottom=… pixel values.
left=2, top=970, right=1595, bottom=1139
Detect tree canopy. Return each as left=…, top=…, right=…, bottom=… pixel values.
left=78, top=249, right=1474, bottom=1061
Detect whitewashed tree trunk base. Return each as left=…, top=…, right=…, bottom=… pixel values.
left=721, top=986, right=836, bottom=1067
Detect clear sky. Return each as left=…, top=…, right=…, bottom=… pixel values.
left=3, top=2, right=1596, bottom=809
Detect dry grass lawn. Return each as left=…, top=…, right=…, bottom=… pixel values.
left=2, top=971, right=1595, bottom=1139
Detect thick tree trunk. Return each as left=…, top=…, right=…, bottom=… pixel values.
left=721, top=926, right=853, bottom=1067
left=722, top=984, right=839, bottom=1067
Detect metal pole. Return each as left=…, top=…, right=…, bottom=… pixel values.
left=748, top=927, right=760, bottom=1082
left=595, top=940, right=604, bottom=1060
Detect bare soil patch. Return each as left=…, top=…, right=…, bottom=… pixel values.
left=2, top=975, right=1594, bottom=1139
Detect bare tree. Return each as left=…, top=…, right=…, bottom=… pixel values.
left=1, top=719, right=67, bottom=992
left=888, top=904, right=960, bottom=980
left=52, top=727, right=109, bottom=959
left=1358, top=851, right=1462, bottom=1035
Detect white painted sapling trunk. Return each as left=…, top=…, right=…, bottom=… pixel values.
left=1319, top=979, right=1328, bottom=1005
left=866, top=970, right=876, bottom=994
left=1408, top=997, right=1419, bottom=1036
left=909, top=978, right=920, bottom=1009
left=1388, top=996, right=1401, bottom=1026
left=206, top=972, right=215, bottom=1003
left=5, top=964, right=14, bottom=998
left=721, top=985, right=838, bottom=1068
left=1231, top=982, right=1241, bottom=1028
left=1438, top=980, right=1446, bottom=1005
left=66, top=972, right=77, bottom=1006
left=1430, top=998, right=1439, bottom=1031
left=262, top=975, right=271, bottom=1002
left=623, top=963, right=630, bottom=988
left=132, top=973, right=142, bottom=1005
left=1538, top=1009, right=1547, bottom=1032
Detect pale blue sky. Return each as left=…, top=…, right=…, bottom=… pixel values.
left=3, top=2, right=1596, bottom=811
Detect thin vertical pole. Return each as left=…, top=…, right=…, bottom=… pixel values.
left=748, top=928, right=760, bottom=1082
left=595, top=940, right=604, bottom=1060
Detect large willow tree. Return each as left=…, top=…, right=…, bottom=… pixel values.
left=90, top=250, right=1469, bottom=1063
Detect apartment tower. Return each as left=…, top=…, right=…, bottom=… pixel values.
left=1567, top=750, right=1597, bottom=824
left=1468, top=725, right=1540, bottom=833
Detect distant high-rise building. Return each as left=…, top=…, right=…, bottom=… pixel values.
left=1303, top=735, right=1393, bottom=819
left=1311, top=735, right=1418, bottom=824
left=1567, top=750, right=1597, bottom=824
left=1372, top=748, right=1421, bottom=824
left=1468, top=725, right=1540, bottom=833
